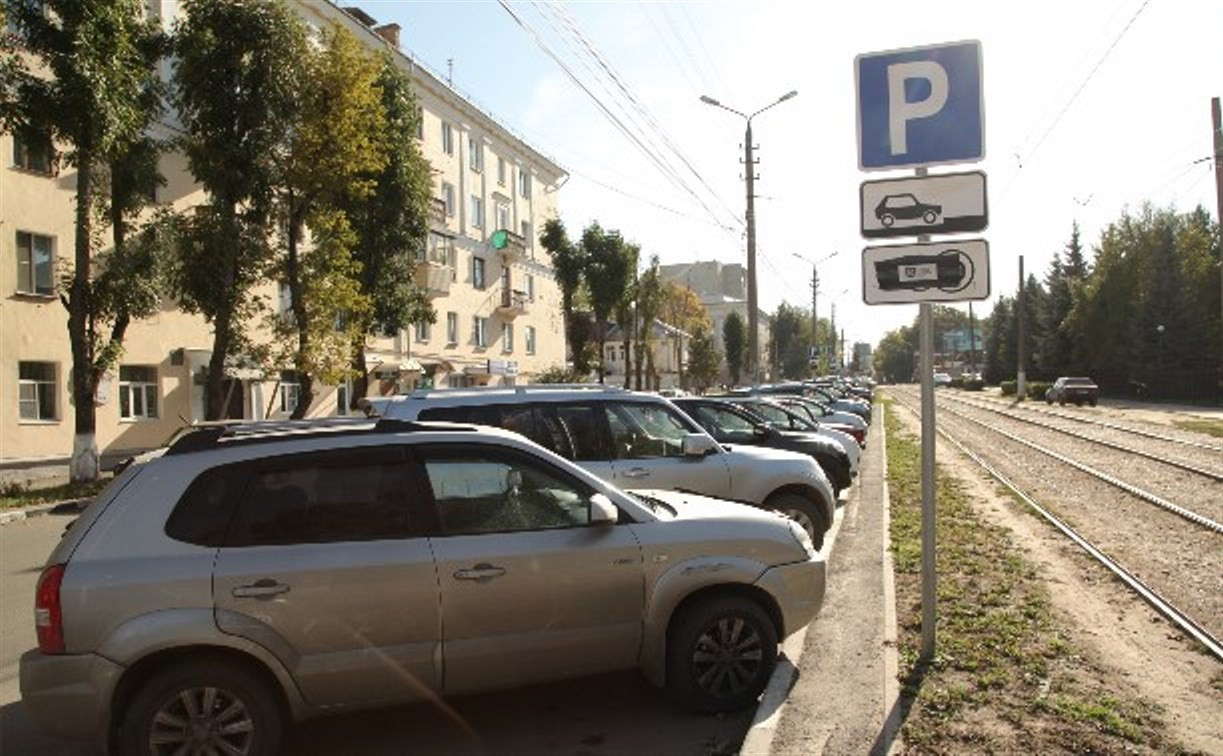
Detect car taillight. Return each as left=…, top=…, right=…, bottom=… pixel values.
left=35, top=564, right=66, bottom=654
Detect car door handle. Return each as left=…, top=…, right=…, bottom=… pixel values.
left=454, top=564, right=506, bottom=581
left=621, top=467, right=651, bottom=479
left=231, top=579, right=290, bottom=599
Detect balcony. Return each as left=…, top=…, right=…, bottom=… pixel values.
left=490, top=229, right=527, bottom=264
left=496, top=288, right=529, bottom=318
left=414, top=260, right=452, bottom=297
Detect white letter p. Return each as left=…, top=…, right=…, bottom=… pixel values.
left=887, top=61, right=949, bottom=155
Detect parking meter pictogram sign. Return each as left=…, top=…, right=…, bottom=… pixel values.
left=856, top=40, right=984, bottom=171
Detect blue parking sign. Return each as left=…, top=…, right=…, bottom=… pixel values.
left=856, top=40, right=984, bottom=171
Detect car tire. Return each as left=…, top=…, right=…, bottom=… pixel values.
left=118, top=659, right=284, bottom=756
left=665, top=596, right=778, bottom=714
left=922, top=210, right=938, bottom=224
left=767, top=492, right=826, bottom=551
left=1059, top=400, right=1066, bottom=406
left=1089, top=399, right=1097, bottom=407
left=880, top=213, right=895, bottom=227
left=1045, top=398, right=1053, bottom=404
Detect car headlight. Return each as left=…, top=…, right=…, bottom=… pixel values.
left=788, top=519, right=817, bottom=559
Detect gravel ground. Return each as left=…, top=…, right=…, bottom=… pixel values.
left=889, top=387, right=1223, bottom=645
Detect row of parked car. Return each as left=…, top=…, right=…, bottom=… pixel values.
left=21, top=378, right=873, bottom=755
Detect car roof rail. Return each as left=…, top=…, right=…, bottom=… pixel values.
left=404, top=383, right=629, bottom=398
left=165, top=417, right=474, bottom=455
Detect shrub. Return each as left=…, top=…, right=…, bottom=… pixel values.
left=532, top=365, right=589, bottom=384
left=1000, top=380, right=1017, bottom=396
left=950, top=377, right=965, bottom=389
left=1027, top=381, right=1051, bottom=401
left=964, top=379, right=985, bottom=391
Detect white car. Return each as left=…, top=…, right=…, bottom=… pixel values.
left=933, top=372, right=953, bottom=387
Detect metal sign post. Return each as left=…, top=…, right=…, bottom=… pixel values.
left=916, top=173, right=937, bottom=661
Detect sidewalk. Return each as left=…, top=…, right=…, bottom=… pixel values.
left=745, top=404, right=901, bottom=755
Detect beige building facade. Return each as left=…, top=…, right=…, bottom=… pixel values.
left=0, top=0, right=567, bottom=472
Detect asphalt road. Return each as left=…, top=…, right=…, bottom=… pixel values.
left=0, top=510, right=752, bottom=755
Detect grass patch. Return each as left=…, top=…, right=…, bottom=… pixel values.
left=1172, top=418, right=1223, bottom=438
left=0, top=479, right=108, bottom=510
left=882, top=398, right=1177, bottom=753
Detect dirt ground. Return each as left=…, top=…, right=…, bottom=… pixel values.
left=891, top=401, right=1222, bottom=754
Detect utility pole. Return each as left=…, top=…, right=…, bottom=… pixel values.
left=811, top=265, right=819, bottom=366
left=1017, top=256, right=1026, bottom=399
left=744, top=124, right=760, bottom=383
left=1213, top=98, right=1222, bottom=311
left=968, top=301, right=977, bottom=375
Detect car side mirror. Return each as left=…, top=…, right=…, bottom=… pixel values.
left=589, top=493, right=618, bottom=526
left=681, top=433, right=717, bottom=457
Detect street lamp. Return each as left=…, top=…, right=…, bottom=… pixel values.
left=793, top=251, right=838, bottom=368
left=701, top=90, right=798, bottom=384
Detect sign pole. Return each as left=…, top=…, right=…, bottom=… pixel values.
left=917, top=167, right=937, bottom=661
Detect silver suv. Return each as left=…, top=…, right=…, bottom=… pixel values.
left=366, top=386, right=837, bottom=548
left=21, top=418, right=824, bottom=755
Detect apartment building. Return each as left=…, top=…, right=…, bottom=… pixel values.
left=0, top=0, right=567, bottom=472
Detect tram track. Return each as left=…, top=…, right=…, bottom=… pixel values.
left=885, top=390, right=1223, bottom=662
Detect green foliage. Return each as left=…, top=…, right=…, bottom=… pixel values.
left=541, top=218, right=593, bottom=376
left=532, top=365, right=589, bottom=384
left=722, top=311, right=746, bottom=386
left=581, top=223, right=636, bottom=383
left=634, top=256, right=664, bottom=390
left=659, top=282, right=709, bottom=391
left=873, top=326, right=915, bottom=383
left=686, top=327, right=722, bottom=392
left=1000, top=380, right=1017, bottom=396
left=963, top=378, right=985, bottom=391
left=1026, top=381, right=1051, bottom=401
left=770, top=302, right=811, bottom=380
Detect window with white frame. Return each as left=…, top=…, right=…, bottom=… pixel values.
left=447, top=312, right=459, bottom=344
left=279, top=370, right=302, bottom=414
left=18, top=361, right=57, bottom=421
left=473, top=316, right=488, bottom=348
left=414, top=319, right=430, bottom=342
left=118, top=365, right=159, bottom=420
left=469, top=195, right=484, bottom=228
left=442, top=122, right=454, bottom=155
left=13, top=132, right=53, bottom=174
left=442, top=182, right=455, bottom=217
left=15, top=231, right=54, bottom=296
left=497, top=157, right=506, bottom=185
left=502, top=323, right=514, bottom=353
left=472, top=256, right=486, bottom=289
left=525, top=273, right=535, bottom=301
left=526, top=326, right=537, bottom=354
left=468, top=138, right=483, bottom=172
left=495, top=201, right=510, bottom=231
left=518, top=169, right=532, bottom=199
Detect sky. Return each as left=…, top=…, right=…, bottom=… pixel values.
left=349, top=0, right=1222, bottom=349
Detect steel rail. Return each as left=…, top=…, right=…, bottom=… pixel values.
left=886, top=393, right=1223, bottom=662
left=934, top=392, right=1223, bottom=483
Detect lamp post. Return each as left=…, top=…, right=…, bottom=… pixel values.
left=793, top=251, right=837, bottom=371
left=701, top=90, right=798, bottom=384
left=828, top=288, right=848, bottom=374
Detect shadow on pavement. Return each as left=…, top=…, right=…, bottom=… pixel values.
left=0, top=699, right=91, bottom=756
left=868, top=656, right=933, bottom=756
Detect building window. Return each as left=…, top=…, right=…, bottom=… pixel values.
left=500, top=266, right=510, bottom=291
left=607, top=346, right=616, bottom=362
left=472, top=256, right=486, bottom=289
left=526, top=326, right=536, bottom=355
left=279, top=371, right=301, bottom=414
left=447, top=312, right=459, bottom=344
left=18, top=362, right=57, bottom=421
left=518, top=170, right=532, bottom=199
left=469, top=195, right=483, bottom=228
left=497, top=157, right=506, bottom=185
left=15, top=231, right=54, bottom=296
left=13, top=132, right=53, bottom=174
left=442, top=182, right=455, bottom=217
left=502, top=323, right=514, bottom=353
left=525, top=273, right=535, bottom=301
left=442, top=122, right=454, bottom=155
left=414, top=319, right=430, bottom=342
left=496, top=202, right=510, bottom=231
left=473, top=316, right=488, bottom=348
left=468, top=138, right=483, bottom=172
left=118, top=365, right=159, bottom=420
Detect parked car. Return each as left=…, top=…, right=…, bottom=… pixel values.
left=771, top=395, right=868, bottom=446
left=367, top=386, right=836, bottom=547
left=21, top=418, right=825, bottom=754
left=713, top=397, right=861, bottom=479
left=1045, top=376, right=1099, bottom=406
left=735, top=384, right=871, bottom=422
left=672, top=397, right=856, bottom=497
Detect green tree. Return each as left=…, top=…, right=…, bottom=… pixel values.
left=582, top=223, right=634, bottom=384
left=634, top=256, right=664, bottom=390
left=172, top=0, right=308, bottom=419
left=722, top=311, right=746, bottom=386
left=659, top=282, right=709, bottom=390
left=770, top=303, right=811, bottom=380
left=686, top=326, right=722, bottom=393
left=341, top=56, right=435, bottom=408
left=872, top=327, right=915, bottom=383
left=982, top=297, right=1013, bottom=384
left=541, top=218, right=592, bottom=375
left=274, top=25, right=387, bottom=417
left=614, top=243, right=641, bottom=389
left=4, top=0, right=165, bottom=481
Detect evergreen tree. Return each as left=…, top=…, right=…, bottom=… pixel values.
left=686, top=327, right=722, bottom=393
left=722, top=311, right=746, bottom=386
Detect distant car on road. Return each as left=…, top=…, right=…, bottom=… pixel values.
left=933, top=372, right=953, bottom=387
left=1046, top=376, right=1099, bottom=406
left=875, top=193, right=942, bottom=226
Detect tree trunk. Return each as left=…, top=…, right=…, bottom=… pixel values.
left=351, top=338, right=369, bottom=412
left=205, top=205, right=241, bottom=421
left=677, top=336, right=686, bottom=391
left=287, top=205, right=312, bottom=420
left=69, top=154, right=98, bottom=482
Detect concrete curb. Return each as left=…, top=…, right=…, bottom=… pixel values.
left=739, top=494, right=850, bottom=755
left=878, top=405, right=903, bottom=754
left=0, top=499, right=88, bottom=526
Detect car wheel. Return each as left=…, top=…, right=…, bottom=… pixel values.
left=1059, top=400, right=1066, bottom=406
left=1045, top=397, right=1053, bottom=404
left=922, top=210, right=938, bottom=223
left=880, top=213, right=895, bottom=227
left=118, top=660, right=283, bottom=756
left=666, top=596, right=778, bottom=713
left=1089, top=399, right=1097, bottom=407
left=768, top=492, right=826, bottom=551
